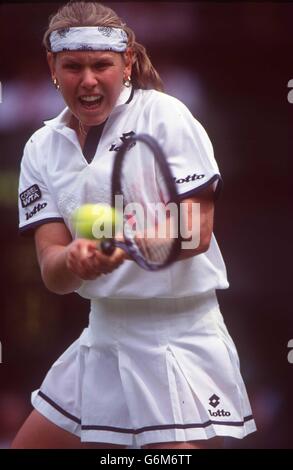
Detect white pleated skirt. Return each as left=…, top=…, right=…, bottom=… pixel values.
left=32, top=292, right=256, bottom=447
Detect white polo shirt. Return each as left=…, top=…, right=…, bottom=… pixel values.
left=18, top=86, right=229, bottom=298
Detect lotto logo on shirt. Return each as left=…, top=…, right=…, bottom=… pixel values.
left=25, top=202, right=47, bottom=220
left=174, top=174, right=205, bottom=184
left=20, top=184, right=42, bottom=208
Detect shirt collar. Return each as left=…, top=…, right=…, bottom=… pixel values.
left=114, top=84, right=133, bottom=108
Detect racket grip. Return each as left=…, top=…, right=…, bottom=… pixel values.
left=100, top=239, right=115, bottom=256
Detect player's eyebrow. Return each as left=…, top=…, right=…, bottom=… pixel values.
left=59, top=52, right=115, bottom=63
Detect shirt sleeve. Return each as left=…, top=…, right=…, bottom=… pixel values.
left=18, top=137, right=64, bottom=236
left=151, top=93, right=222, bottom=200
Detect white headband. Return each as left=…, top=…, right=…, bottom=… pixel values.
left=49, top=26, right=128, bottom=53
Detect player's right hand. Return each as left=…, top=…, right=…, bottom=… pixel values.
left=65, top=238, right=126, bottom=280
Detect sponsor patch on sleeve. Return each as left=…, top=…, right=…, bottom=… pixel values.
left=19, top=184, right=42, bottom=208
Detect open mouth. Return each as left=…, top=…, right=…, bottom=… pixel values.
left=78, top=95, right=103, bottom=108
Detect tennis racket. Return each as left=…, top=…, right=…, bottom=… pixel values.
left=100, top=133, right=182, bottom=271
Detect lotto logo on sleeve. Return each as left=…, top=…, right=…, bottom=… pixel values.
left=20, top=184, right=42, bottom=208
left=174, top=173, right=205, bottom=184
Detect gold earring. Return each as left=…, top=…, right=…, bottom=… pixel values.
left=53, top=78, right=60, bottom=90
left=123, top=76, right=131, bottom=87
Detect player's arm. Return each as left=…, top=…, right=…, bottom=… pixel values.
left=178, top=184, right=215, bottom=260
left=35, top=222, right=125, bottom=295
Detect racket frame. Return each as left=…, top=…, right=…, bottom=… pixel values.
left=109, top=133, right=182, bottom=270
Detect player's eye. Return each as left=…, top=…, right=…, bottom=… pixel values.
left=94, top=62, right=113, bottom=70
left=63, top=63, right=81, bottom=70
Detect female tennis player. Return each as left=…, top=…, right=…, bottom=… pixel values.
left=13, top=1, right=256, bottom=449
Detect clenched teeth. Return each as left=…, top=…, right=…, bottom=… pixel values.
left=83, top=96, right=99, bottom=102
left=79, top=95, right=102, bottom=104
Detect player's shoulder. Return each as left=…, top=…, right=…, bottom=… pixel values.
left=24, top=125, right=52, bottom=151
left=136, top=89, right=206, bottom=135
left=21, top=125, right=54, bottom=171
left=137, top=89, right=195, bottom=121
left=136, top=89, right=212, bottom=148
left=138, top=88, right=188, bottom=108
left=24, top=108, right=68, bottom=154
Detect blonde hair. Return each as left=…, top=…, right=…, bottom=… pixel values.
left=43, top=1, right=163, bottom=91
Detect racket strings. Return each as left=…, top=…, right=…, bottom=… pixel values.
left=121, top=151, right=176, bottom=265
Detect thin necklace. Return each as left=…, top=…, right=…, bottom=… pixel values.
left=78, top=120, right=87, bottom=137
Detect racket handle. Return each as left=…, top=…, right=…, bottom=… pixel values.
left=100, top=239, right=115, bottom=256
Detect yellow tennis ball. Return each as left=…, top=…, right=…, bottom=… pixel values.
left=71, top=204, right=120, bottom=240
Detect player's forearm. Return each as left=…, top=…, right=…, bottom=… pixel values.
left=39, top=245, right=82, bottom=295
left=177, top=234, right=211, bottom=260
left=177, top=195, right=214, bottom=260
left=177, top=214, right=213, bottom=260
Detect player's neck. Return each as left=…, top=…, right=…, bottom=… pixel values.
left=70, top=116, right=89, bottom=149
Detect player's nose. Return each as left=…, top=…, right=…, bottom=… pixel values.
left=80, top=68, right=98, bottom=88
